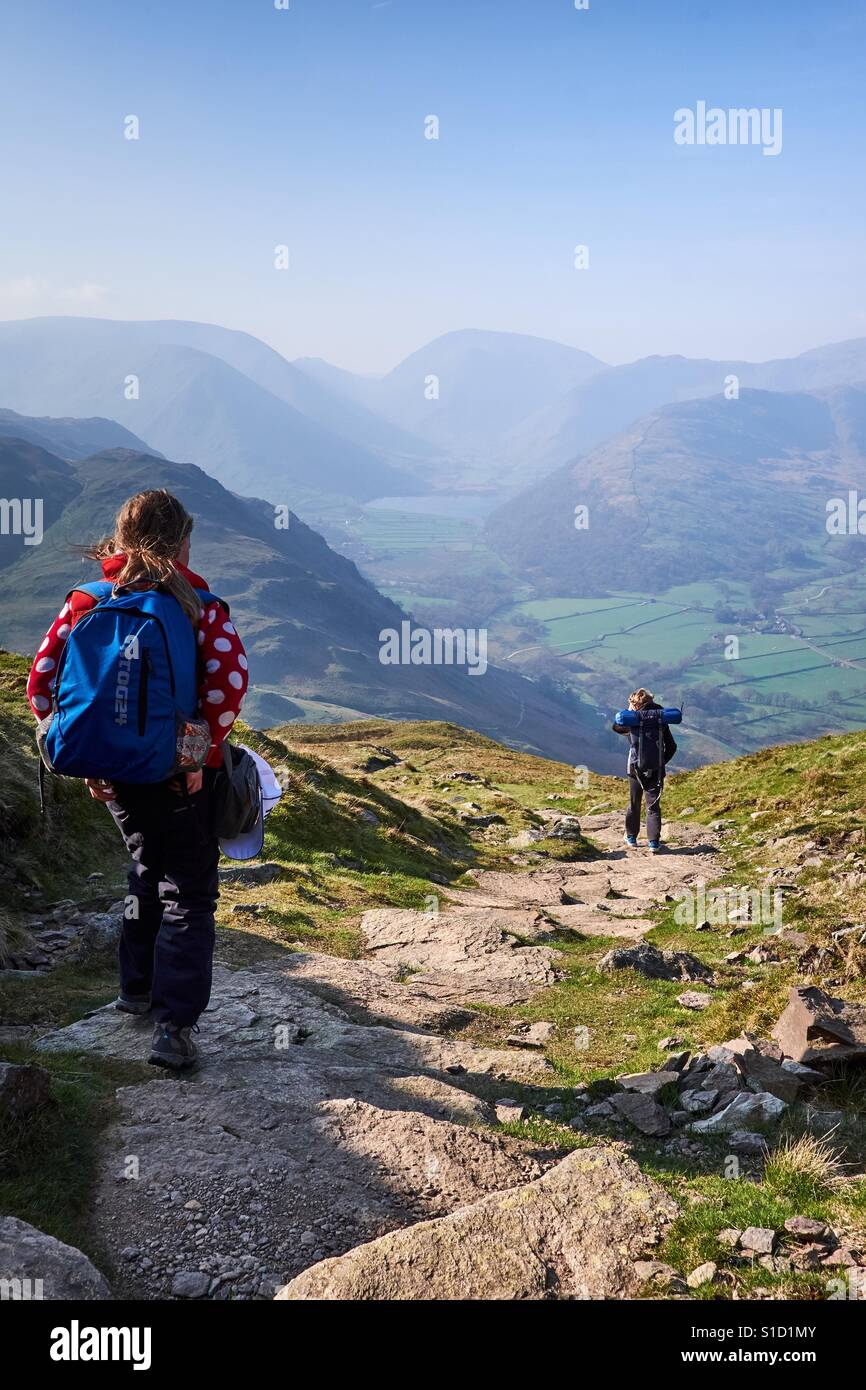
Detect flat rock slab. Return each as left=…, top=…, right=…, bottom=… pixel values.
left=0, top=1216, right=111, bottom=1300
left=276, top=1145, right=679, bottom=1301
left=546, top=904, right=655, bottom=941
left=37, top=964, right=549, bottom=1082
left=277, top=949, right=480, bottom=1033
left=360, top=908, right=559, bottom=1006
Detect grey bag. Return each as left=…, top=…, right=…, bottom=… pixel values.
left=213, top=742, right=262, bottom=839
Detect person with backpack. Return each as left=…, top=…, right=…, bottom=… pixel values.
left=27, top=490, right=249, bottom=1070
left=611, top=688, right=678, bottom=853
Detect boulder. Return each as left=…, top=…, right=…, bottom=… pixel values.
left=740, top=1226, right=776, bottom=1255
left=610, top=1091, right=671, bottom=1136
left=597, top=942, right=712, bottom=983
left=727, top=1130, right=767, bottom=1154
left=275, top=1147, right=679, bottom=1301
left=616, top=1070, right=679, bottom=1095
left=687, top=1261, right=718, bottom=1288
left=771, top=986, right=866, bottom=1066
left=0, top=1062, right=52, bottom=1121
left=689, top=1091, right=787, bottom=1133
left=677, top=991, right=713, bottom=1010
left=0, top=1216, right=110, bottom=1299
left=784, top=1217, right=829, bottom=1241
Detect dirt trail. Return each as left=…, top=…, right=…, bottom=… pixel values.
left=33, top=809, right=717, bottom=1300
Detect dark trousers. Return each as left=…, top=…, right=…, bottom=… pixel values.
left=107, top=771, right=219, bottom=1027
left=625, top=772, right=663, bottom=842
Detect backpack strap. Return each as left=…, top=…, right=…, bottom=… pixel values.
left=67, top=580, right=114, bottom=604
left=65, top=580, right=229, bottom=617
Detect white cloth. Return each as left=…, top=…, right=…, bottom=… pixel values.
left=218, top=744, right=283, bottom=861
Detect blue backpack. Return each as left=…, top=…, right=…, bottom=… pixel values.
left=40, top=581, right=224, bottom=785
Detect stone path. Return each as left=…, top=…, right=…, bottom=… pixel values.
left=31, top=809, right=719, bottom=1300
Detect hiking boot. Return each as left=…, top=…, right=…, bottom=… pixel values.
left=647, top=840, right=661, bottom=854
left=115, top=991, right=152, bottom=1016
left=149, top=1021, right=199, bottom=1070
left=624, top=834, right=638, bottom=847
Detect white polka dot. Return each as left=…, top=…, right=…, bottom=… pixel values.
left=197, top=630, right=205, bottom=645
left=39, top=636, right=50, bottom=652
left=36, top=657, right=55, bottom=673
left=222, top=622, right=236, bottom=635
left=206, top=689, right=225, bottom=704
left=238, top=654, right=248, bottom=671
left=60, top=603, right=70, bottom=618
left=228, top=670, right=243, bottom=689
left=208, top=608, right=217, bottom=624
left=32, top=695, right=49, bottom=711
left=206, top=659, right=221, bottom=673
left=213, top=638, right=232, bottom=653
left=218, top=711, right=236, bottom=727
left=56, top=624, right=70, bottom=640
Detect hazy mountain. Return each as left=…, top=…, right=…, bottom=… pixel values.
left=0, top=318, right=423, bottom=505
left=121, top=319, right=435, bottom=464
left=487, top=387, right=866, bottom=593
left=0, top=407, right=159, bottom=460
left=0, top=436, right=619, bottom=770
left=501, top=339, right=866, bottom=483
left=296, top=329, right=606, bottom=456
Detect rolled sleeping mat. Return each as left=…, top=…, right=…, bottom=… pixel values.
left=615, top=708, right=683, bottom=726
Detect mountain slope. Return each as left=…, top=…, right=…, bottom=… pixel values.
left=0, top=317, right=422, bottom=504
left=0, top=408, right=159, bottom=460
left=0, top=437, right=619, bottom=770
left=488, top=387, right=866, bottom=594
left=502, top=339, right=866, bottom=481
left=118, top=319, right=435, bottom=464
left=297, top=329, right=606, bottom=456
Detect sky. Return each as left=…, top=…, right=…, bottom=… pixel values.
left=1, top=0, right=864, bottom=373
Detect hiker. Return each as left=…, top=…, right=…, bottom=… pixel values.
left=611, top=688, right=677, bottom=853
left=27, top=490, right=249, bottom=1069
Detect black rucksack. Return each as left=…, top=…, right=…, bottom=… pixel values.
left=630, top=709, right=666, bottom=783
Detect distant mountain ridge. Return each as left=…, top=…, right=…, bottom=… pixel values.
left=0, top=318, right=425, bottom=505
left=499, top=339, right=866, bottom=484
left=487, top=385, right=866, bottom=593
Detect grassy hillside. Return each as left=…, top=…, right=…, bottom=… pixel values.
left=3, top=659, right=866, bottom=1298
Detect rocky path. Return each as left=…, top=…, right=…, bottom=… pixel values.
left=28, top=812, right=719, bottom=1300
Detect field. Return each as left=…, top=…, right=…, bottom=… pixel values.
left=306, top=494, right=866, bottom=766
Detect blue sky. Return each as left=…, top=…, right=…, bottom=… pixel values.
left=1, top=0, right=863, bottom=371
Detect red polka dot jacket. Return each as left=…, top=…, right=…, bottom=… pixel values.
left=27, top=555, right=249, bottom=770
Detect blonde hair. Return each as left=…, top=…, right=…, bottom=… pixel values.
left=629, top=688, right=654, bottom=710
left=86, top=490, right=201, bottom=624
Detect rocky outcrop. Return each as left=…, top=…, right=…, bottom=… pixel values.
left=0, top=1216, right=110, bottom=1299
left=276, top=1146, right=678, bottom=1301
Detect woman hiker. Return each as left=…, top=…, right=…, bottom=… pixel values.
left=611, top=688, right=677, bottom=853
left=28, top=489, right=249, bottom=1069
